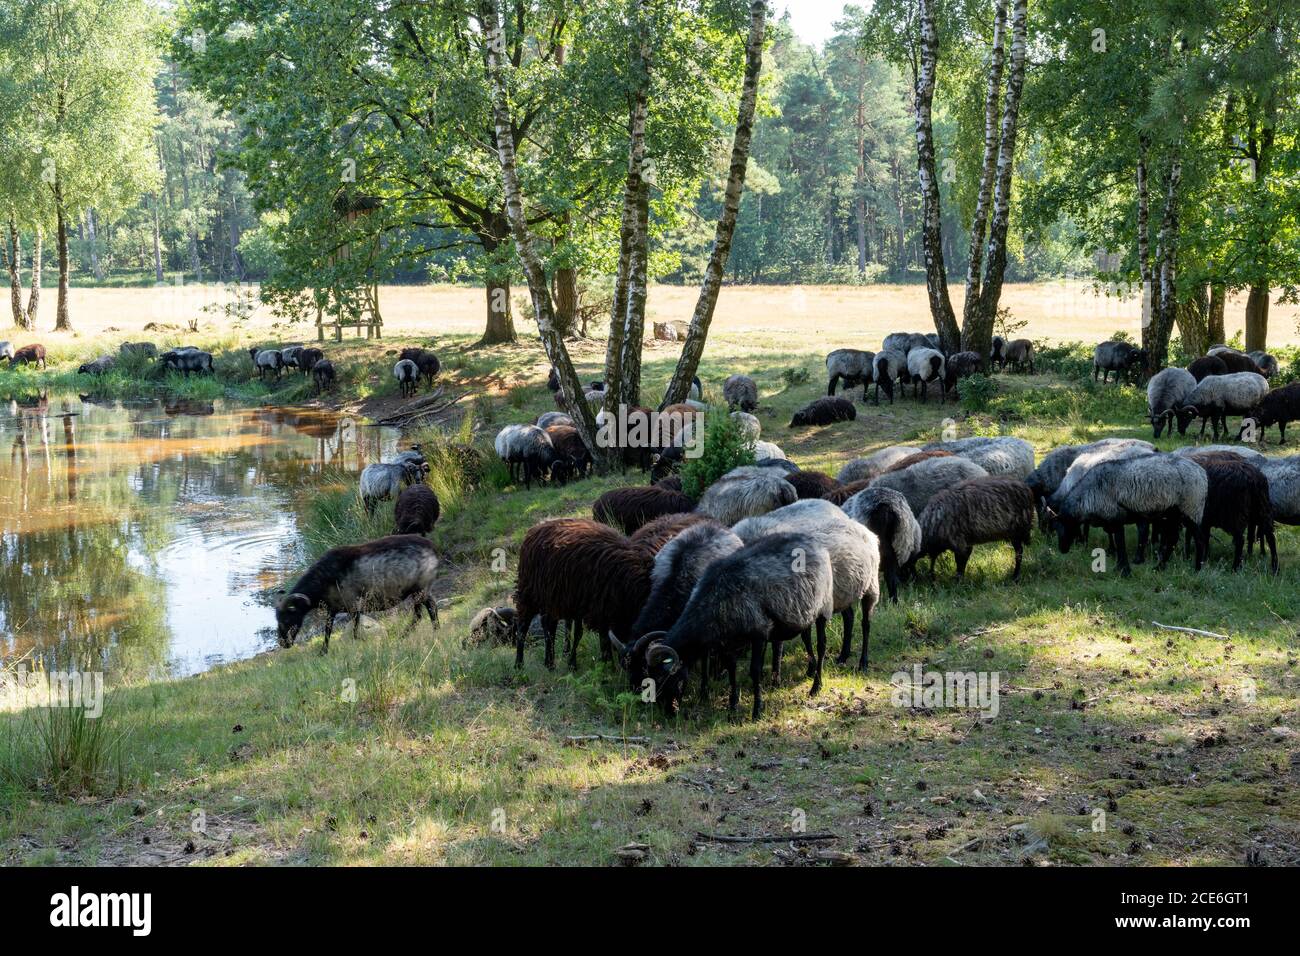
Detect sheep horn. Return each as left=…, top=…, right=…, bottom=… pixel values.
left=607, top=633, right=627, bottom=659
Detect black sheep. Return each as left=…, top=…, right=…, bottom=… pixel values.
left=1216, top=351, right=1263, bottom=376
left=297, top=347, right=324, bottom=374
left=1194, top=454, right=1277, bottom=573
left=1242, top=382, right=1300, bottom=444
left=789, top=396, right=856, bottom=428
left=593, top=485, right=695, bottom=534
left=312, top=359, right=336, bottom=393
left=544, top=424, right=592, bottom=484
left=1187, top=355, right=1228, bottom=382
left=399, top=348, right=441, bottom=389
left=944, top=350, right=981, bottom=395
left=393, top=484, right=441, bottom=537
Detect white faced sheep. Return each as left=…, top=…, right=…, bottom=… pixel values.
left=1046, top=453, right=1207, bottom=576
left=723, top=374, right=759, bottom=412
left=841, top=485, right=921, bottom=603
left=634, top=531, right=836, bottom=719
left=730, top=411, right=760, bottom=442
left=826, top=348, right=874, bottom=398
left=359, top=459, right=425, bottom=516
left=394, top=358, right=420, bottom=398
left=1146, top=367, right=1197, bottom=438
left=921, top=436, right=1035, bottom=479
left=732, top=498, right=881, bottom=671
left=695, top=465, right=797, bottom=525
left=872, top=349, right=907, bottom=404
left=1175, top=371, right=1269, bottom=439
left=869, top=455, right=989, bottom=516
left=494, top=424, right=558, bottom=488
left=914, top=476, right=1035, bottom=581
left=836, top=445, right=920, bottom=484
left=906, top=347, right=946, bottom=402
left=275, top=535, right=439, bottom=653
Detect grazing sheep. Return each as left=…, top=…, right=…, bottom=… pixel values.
left=280, top=345, right=303, bottom=369
left=536, top=411, right=573, bottom=429
left=869, top=455, right=989, bottom=516
left=0, top=341, right=13, bottom=361
left=1027, top=439, right=1154, bottom=525
left=822, top=478, right=872, bottom=506
left=275, top=535, right=439, bottom=653
left=732, top=498, right=881, bottom=671
left=914, top=477, right=1035, bottom=580
left=394, top=359, right=420, bottom=398
left=730, top=411, right=760, bottom=442
left=907, top=332, right=935, bottom=354
left=160, top=348, right=212, bottom=376
left=359, top=460, right=424, bottom=515
left=393, top=484, right=441, bottom=537
left=593, top=485, right=695, bottom=534
left=723, top=374, right=759, bottom=412
left=1002, top=338, right=1035, bottom=374
left=466, top=606, right=517, bottom=647
left=826, top=348, right=874, bottom=397
left=77, top=355, right=116, bottom=376
left=1187, top=355, right=1229, bottom=382
left=841, top=485, right=921, bottom=603
left=789, top=396, right=857, bottom=427
left=881, top=332, right=913, bottom=354
left=494, top=424, right=558, bottom=488
left=1195, top=454, right=1276, bottom=573
left=1253, top=458, right=1300, bottom=555
left=1207, top=344, right=1242, bottom=356
left=1215, top=351, right=1264, bottom=376
left=882, top=450, right=953, bottom=474
left=991, top=335, right=1006, bottom=370
left=296, top=347, right=324, bottom=374
left=1248, top=350, right=1279, bottom=379
left=944, top=350, right=981, bottom=394
left=1051, top=441, right=1156, bottom=508
left=312, top=359, right=336, bottom=393
left=546, top=367, right=560, bottom=392
left=544, top=425, right=592, bottom=484
left=632, top=533, right=836, bottom=718
left=1093, top=341, right=1146, bottom=384
left=922, top=436, right=1035, bottom=479
left=696, top=465, right=797, bottom=525
left=906, top=348, right=946, bottom=402
left=786, top=470, right=840, bottom=499
left=837, top=445, right=919, bottom=484
left=1176, top=371, right=1269, bottom=439
left=1241, top=382, right=1300, bottom=444
left=753, top=439, right=786, bottom=461
left=119, top=341, right=156, bottom=360
left=1048, top=453, right=1208, bottom=575
left=255, top=349, right=284, bottom=381
left=654, top=474, right=684, bottom=493
left=872, top=349, right=907, bottom=404
left=399, top=348, right=441, bottom=389
left=1171, top=444, right=1265, bottom=463
left=752, top=456, right=799, bottom=474
left=1147, top=367, right=1197, bottom=438
left=8, top=344, right=46, bottom=369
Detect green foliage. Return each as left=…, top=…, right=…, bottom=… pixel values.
left=0, top=701, right=126, bottom=797
left=779, top=367, right=810, bottom=389
left=680, top=410, right=755, bottom=500
left=957, top=373, right=998, bottom=413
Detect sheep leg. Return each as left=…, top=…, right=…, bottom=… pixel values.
left=1266, top=526, right=1279, bottom=575
left=423, top=597, right=439, bottom=629
left=1231, top=530, right=1244, bottom=571
left=321, top=614, right=333, bottom=655
left=858, top=604, right=871, bottom=671
left=811, top=618, right=827, bottom=697
left=542, top=617, right=557, bottom=670
left=770, top=638, right=783, bottom=681
left=749, top=637, right=766, bottom=720
left=726, top=657, right=739, bottom=712
left=1112, top=524, right=1131, bottom=577
left=800, top=629, right=815, bottom=678
left=1190, top=518, right=1207, bottom=571
left=1134, top=521, right=1148, bottom=564
left=885, top=563, right=900, bottom=603
left=567, top=621, right=584, bottom=669
left=1012, top=539, right=1024, bottom=581
left=953, top=547, right=971, bottom=580
left=598, top=631, right=612, bottom=663
left=399, top=601, right=424, bottom=638
left=836, top=606, right=856, bottom=665
left=828, top=374, right=839, bottom=396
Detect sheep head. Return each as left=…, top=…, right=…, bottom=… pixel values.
left=642, top=637, right=685, bottom=710
left=275, top=592, right=314, bottom=647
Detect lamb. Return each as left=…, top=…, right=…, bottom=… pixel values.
left=1047, top=453, right=1207, bottom=575
left=275, top=535, right=439, bottom=653
left=841, top=485, right=921, bottom=602
left=1093, top=341, right=1146, bottom=384
left=786, top=470, right=840, bottom=499
left=1002, top=338, right=1035, bottom=374
left=695, top=465, right=797, bottom=525
left=77, top=355, right=116, bottom=376
left=312, top=359, right=336, bottom=393
left=296, top=347, right=324, bottom=374
left=730, top=411, right=760, bottom=442
left=906, top=347, right=946, bottom=402
left=1146, top=366, right=1197, bottom=438
left=943, top=350, right=981, bottom=395
left=593, top=485, right=695, bottom=534
left=872, top=349, right=907, bottom=404
left=9, top=344, right=46, bottom=369
left=359, top=459, right=424, bottom=515
left=1187, top=354, right=1228, bottom=382
left=921, top=436, right=1035, bottom=479
left=1175, top=371, right=1269, bottom=439
left=119, top=342, right=156, bottom=360
left=789, top=396, right=857, bottom=427
left=1241, top=382, right=1300, bottom=444
left=536, top=411, right=573, bottom=429
left=753, top=440, right=786, bottom=461
left=394, top=359, right=420, bottom=398
left=494, top=424, right=557, bottom=488
left=914, top=477, right=1035, bottom=580
left=821, top=478, right=872, bottom=506
left=544, top=424, right=592, bottom=483
left=723, top=374, right=759, bottom=412
left=254, top=349, right=284, bottom=381
left=398, top=348, right=441, bottom=389
left=868, top=455, right=989, bottom=516
left=732, top=498, right=881, bottom=671
left=1194, top=454, right=1276, bottom=573
left=0, top=341, right=13, bottom=361
left=160, top=348, right=212, bottom=376
left=826, top=348, right=874, bottom=397
left=991, top=335, right=1006, bottom=370
left=393, top=484, right=441, bottom=536
left=1248, top=350, right=1279, bottom=379
left=837, top=445, right=919, bottom=484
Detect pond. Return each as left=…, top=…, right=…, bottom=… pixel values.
left=0, top=390, right=400, bottom=680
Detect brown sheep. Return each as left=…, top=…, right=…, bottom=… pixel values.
left=393, top=484, right=440, bottom=536
left=593, top=485, right=695, bottom=534
left=882, top=449, right=954, bottom=474
left=822, top=478, right=871, bottom=506
left=786, top=470, right=840, bottom=500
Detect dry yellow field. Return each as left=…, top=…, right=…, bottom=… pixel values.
left=39, top=280, right=1300, bottom=348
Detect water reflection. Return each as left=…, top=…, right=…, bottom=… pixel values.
left=0, top=392, right=398, bottom=680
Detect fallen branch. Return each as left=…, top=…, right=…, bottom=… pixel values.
left=696, top=831, right=836, bottom=844
left=1150, top=621, right=1228, bottom=640
left=564, top=734, right=648, bottom=744
left=374, top=391, right=467, bottom=427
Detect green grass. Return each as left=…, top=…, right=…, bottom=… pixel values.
left=2, top=332, right=1298, bottom=866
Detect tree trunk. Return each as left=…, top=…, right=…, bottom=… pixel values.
left=661, top=0, right=766, bottom=406
left=913, top=0, right=960, bottom=353
left=1207, top=283, right=1225, bottom=345
left=1136, top=135, right=1159, bottom=370
left=480, top=0, right=601, bottom=459
left=960, top=0, right=1007, bottom=359
left=969, top=0, right=1026, bottom=359
left=152, top=198, right=164, bottom=283
left=554, top=266, right=578, bottom=336
left=55, top=183, right=72, bottom=332
left=25, top=228, right=41, bottom=329
left=1175, top=284, right=1209, bottom=358
left=6, top=219, right=23, bottom=328
left=481, top=274, right=516, bottom=344
left=1245, top=285, right=1269, bottom=352
left=1149, top=152, right=1182, bottom=370
left=618, top=4, right=651, bottom=408
left=88, top=208, right=103, bottom=281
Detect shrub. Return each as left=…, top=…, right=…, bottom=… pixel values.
left=779, top=367, right=810, bottom=389
left=957, top=373, right=999, bottom=413
left=680, top=409, right=755, bottom=500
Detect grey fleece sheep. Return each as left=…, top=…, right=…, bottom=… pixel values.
left=1093, top=341, right=1146, bottom=384
left=1049, top=453, right=1208, bottom=575
left=869, top=455, right=989, bottom=516
left=1026, top=438, right=1153, bottom=524
left=1175, top=371, right=1269, bottom=439
left=696, top=465, right=797, bottom=526
left=872, top=349, right=907, bottom=404
left=944, top=351, right=981, bottom=394
left=826, top=348, right=874, bottom=397
left=1248, top=350, right=1279, bottom=379
left=77, top=355, right=116, bottom=376
left=837, top=445, right=920, bottom=484
left=494, top=424, right=558, bottom=488
left=1170, top=444, right=1265, bottom=464
left=1146, top=367, right=1197, bottom=438
left=915, top=476, right=1035, bottom=580
left=1255, top=456, right=1300, bottom=528
left=882, top=332, right=913, bottom=355
left=840, top=485, right=921, bottom=603
left=1003, top=338, right=1035, bottom=374
left=536, top=411, right=573, bottom=429
left=359, top=460, right=424, bottom=516
left=730, top=411, right=761, bottom=442
left=1051, top=441, right=1155, bottom=507
left=921, top=436, right=1035, bottom=479
left=906, top=347, right=946, bottom=402
left=255, top=349, right=284, bottom=381
left=732, top=499, right=881, bottom=670
left=753, top=439, right=786, bottom=461
left=723, top=374, right=759, bottom=412
left=394, top=358, right=419, bottom=398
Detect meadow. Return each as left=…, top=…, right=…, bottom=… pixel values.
left=1, top=283, right=1298, bottom=866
